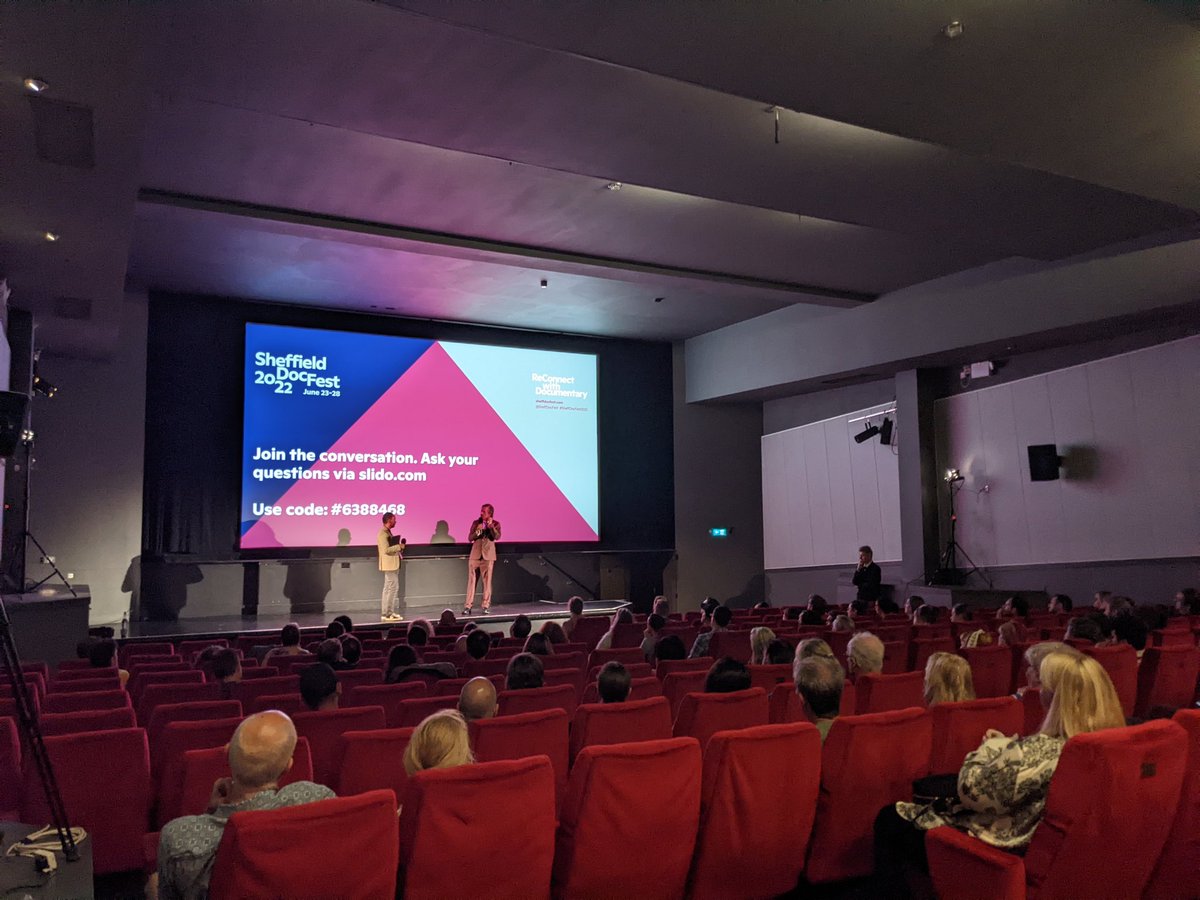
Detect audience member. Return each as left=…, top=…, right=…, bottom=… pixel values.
left=807, top=594, right=829, bottom=618
left=1048, top=594, right=1073, bottom=614
left=876, top=597, right=901, bottom=616
left=753, top=600, right=771, bottom=611
left=505, top=652, right=544, bottom=691
left=1109, top=614, right=1149, bottom=658
left=465, top=629, right=491, bottom=661
left=597, top=661, right=631, bottom=703
left=793, top=655, right=844, bottom=742
left=689, top=605, right=732, bottom=659
left=750, top=626, right=776, bottom=664
left=595, top=609, right=633, bottom=651
left=299, top=663, right=340, bottom=712
left=848, top=599, right=870, bottom=619
left=653, top=634, right=687, bottom=663
left=830, top=615, right=855, bottom=633
left=385, top=645, right=456, bottom=684
left=1108, top=595, right=1136, bottom=616
left=403, top=710, right=473, bottom=776
left=338, top=634, right=362, bottom=668
left=156, top=712, right=334, bottom=900
left=950, top=603, right=973, bottom=624
left=1017, top=641, right=1075, bottom=698
left=265, top=624, right=309, bottom=662
left=959, top=628, right=994, bottom=650
left=324, top=620, right=345, bottom=640
left=457, top=677, right=498, bottom=722
left=796, top=638, right=836, bottom=662
left=540, top=621, right=567, bottom=645
left=705, top=657, right=751, bottom=693
left=904, top=595, right=925, bottom=619
left=407, top=620, right=431, bottom=647
left=996, top=620, right=1027, bottom=647
left=997, top=595, right=1030, bottom=619
left=1174, top=588, right=1199, bottom=616
left=87, top=639, right=129, bottom=686
left=562, top=595, right=585, bottom=639
left=332, top=614, right=353, bottom=634
left=923, top=652, right=975, bottom=706
left=1092, top=591, right=1113, bottom=613
left=641, top=614, right=666, bottom=663
left=700, top=596, right=721, bottom=621
left=211, top=648, right=243, bottom=686
left=784, top=605, right=804, bottom=621
left=799, top=609, right=825, bottom=627
left=765, top=639, right=794, bottom=665
left=846, top=632, right=884, bottom=680
left=652, top=595, right=670, bottom=618
left=316, top=638, right=350, bottom=670
left=510, top=614, right=532, bottom=641
left=438, top=609, right=457, bottom=627
left=916, top=605, right=939, bottom=625
left=523, top=633, right=553, bottom=656
left=1065, top=615, right=1105, bottom=644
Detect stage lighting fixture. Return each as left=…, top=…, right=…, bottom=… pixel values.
left=23, top=77, right=49, bottom=93
left=32, top=374, right=57, bottom=399
left=879, top=417, right=894, bottom=445
left=854, top=423, right=880, bottom=444
left=945, top=468, right=964, bottom=483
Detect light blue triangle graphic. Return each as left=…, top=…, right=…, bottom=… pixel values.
left=440, top=342, right=598, bottom=534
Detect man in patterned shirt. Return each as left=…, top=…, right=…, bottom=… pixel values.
left=155, top=711, right=335, bottom=899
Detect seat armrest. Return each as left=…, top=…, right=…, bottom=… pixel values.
left=926, top=826, right=1025, bottom=900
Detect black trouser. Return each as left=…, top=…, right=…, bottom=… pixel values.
left=873, top=804, right=931, bottom=900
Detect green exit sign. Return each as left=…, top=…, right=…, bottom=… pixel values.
left=709, top=527, right=730, bottom=538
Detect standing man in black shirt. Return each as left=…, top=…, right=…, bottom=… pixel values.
left=852, top=545, right=882, bottom=602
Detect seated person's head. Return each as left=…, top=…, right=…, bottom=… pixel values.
left=1022, top=641, right=1074, bottom=691
left=996, top=620, right=1026, bottom=647
left=765, top=639, right=794, bottom=665
left=316, top=638, right=344, bottom=666
left=793, top=656, right=844, bottom=727
left=613, top=609, right=634, bottom=628
left=457, top=677, right=498, bottom=722
left=333, top=614, right=353, bottom=634
left=1110, top=613, right=1149, bottom=651
left=796, top=638, right=835, bottom=662
left=846, top=632, right=884, bottom=677
left=540, top=621, right=567, bottom=644
left=387, top=644, right=418, bottom=671
left=753, top=600, right=770, bottom=610
left=511, top=615, right=532, bottom=640
left=916, top=605, right=939, bottom=625
left=712, top=606, right=733, bottom=629
left=407, top=621, right=430, bottom=647
left=923, top=652, right=975, bottom=706
left=1038, top=651, right=1125, bottom=738
left=195, top=645, right=224, bottom=667
left=705, top=657, right=751, bottom=693
left=950, top=603, right=973, bottom=623
left=700, top=596, right=720, bottom=620
left=505, top=652, right=544, bottom=691
left=76, top=639, right=94, bottom=660
left=324, top=620, right=346, bottom=640
left=339, top=635, right=362, bottom=666
left=848, top=599, right=870, bottom=619
left=1000, top=596, right=1030, bottom=618
left=299, top=663, right=340, bottom=711
left=403, top=710, right=473, bottom=776
left=597, top=661, right=631, bottom=703
left=212, top=648, right=242, bottom=683
left=799, top=609, right=825, bottom=627
left=465, top=629, right=491, bottom=660
left=1093, top=591, right=1113, bottom=613
left=646, top=614, right=666, bottom=636
left=568, top=596, right=584, bottom=617
left=439, top=608, right=457, bottom=626
left=876, top=597, right=900, bottom=615
left=807, top=594, right=828, bottom=615
left=1065, top=616, right=1104, bottom=644
left=750, top=626, right=776, bottom=663
left=830, top=615, right=855, bottom=633
left=784, top=606, right=803, bottom=621
left=280, top=623, right=302, bottom=648
left=1175, top=588, right=1199, bottom=616
left=653, top=634, right=686, bottom=663
left=88, top=639, right=117, bottom=669
left=228, top=711, right=298, bottom=791
left=652, top=596, right=670, bottom=617
left=904, top=595, right=925, bottom=617
left=1048, top=594, right=1073, bottom=614
left=523, top=633, right=553, bottom=656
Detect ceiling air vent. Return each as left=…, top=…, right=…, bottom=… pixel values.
left=29, top=96, right=95, bottom=169
left=53, top=297, right=93, bottom=321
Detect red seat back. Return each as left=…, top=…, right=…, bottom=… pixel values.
left=56, top=659, right=100, bottom=671
left=568, top=616, right=611, bottom=651
left=1082, top=644, right=1139, bottom=717
left=880, top=640, right=909, bottom=675
left=136, top=682, right=221, bottom=724
left=120, top=642, right=175, bottom=666
left=210, top=790, right=398, bottom=899
left=768, top=682, right=801, bottom=724
left=688, top=723, right=822, bottom=900
left=155, top=716, right=244, bottom=827
left=663, top=670, right=709, bottom=720
left=228, top=675, right=301, bottom=713
left=335, top=727, right=415, bottom=798
left=707, top=630, right=754, bottom=664
left=395, top=695, right=459, bottom=728
left=52, top=666, right=116, bottom=682
left=1135, top=646, right=1200, bottom=718
left=0, top=718, right=19, bottom=817
left=587, top=647, right=645, bottom=670
left=462, top=657, right=511, bottom=678
left=174, top=738, right=314, bottom=821
left=177, top=638, right=228, bottom=657
left=806, top=708, right=932, bottom=883
left=929, top=697, right=1023, bottom=773
left=22, top=728, right=151, bottom=874
left=554, top=738, right=701, bottom=900
left=909, top=637, right=955, bottom=673
left=49, top=674, right=121, bottom=693
left=673, top=688, right=769, bottom=751
left=541, top=650, right=587, bottom=671
left=654, top=657, right=712, bottom=681
left=569, top=697, right=672, bottom=762
left=45, top=689, right=131, bottom=716
left=1020, top=688, right=1045, bottom=735
left=1146, top=710, right=1200, bottom=898
left=541, top=667, right=585, bottom=699
left=40, top=706, right=136, bottom=736
left=587, top=662, right=653, bottom=682
left=1021, top=720, right=1187, bottom=899
left=497, top=684, right=578, bottom=719
left=236, top=665, right=280, bottom=680
left=146, top=700, right=243, bottom=759
left=1151, top=628, right=1196, bottom=648
left=962, top=645, right=1014, bottom=698
left=748, top=664, right=792, bottom=693
left=854, top=671, right=925, bottom=715
left=330, top=668, right=385, bottom=692
left=431, top=676, right=504, bottom=697
left=128, top=666, right=198, bottom=699
left=292, top=706, right=387, bottom=788
left=400, top=758, right=555, bottom=900
left=343, top=682, right=427, bottom=726
left=470, top=708, right=569, bottom=805
left=247, top=693, right=308, bottom=716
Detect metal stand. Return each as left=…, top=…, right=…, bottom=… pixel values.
left=0, top=595, right=78, bottom=860
left=933, top=479, right=991, bottom=587
left=22, top=531, right=76, bottom=596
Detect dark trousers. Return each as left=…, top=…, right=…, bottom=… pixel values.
left=873, top=804, right=933, bottom=900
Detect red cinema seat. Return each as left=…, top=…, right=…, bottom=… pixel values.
left=120, top=642, right=174, bottom=666
left=171, top=738, right=314, bottom=822
left=541, top=667, right=585, bottom=698
left=130, top=669, right=205, bottom=705
left=663, top=670, right=709, bottom=720
left=672, top=688, right=769, bottom=751
left=929, top=697, right=1023, bottom=773
left=470, top=708, right=569, bottom=804
left=56, top=659, right=98, bottom=671
left=707, top=630, right=754, bottom=664
left=1019, top=689, right=1044, bottom=736
left=1082, top=644, right=1138, bottom=718
left=587, top=647, right=645, bottom=669
left=228, top=675, right=301, bottom=713
left=431, top=676, right=503, bottom=697
left=462, top=658, right=511, bottom=679
left=155, top=717, right=244, bottom=827
left=554, top=738, right=701, bottom=900
left=0, top=717, right=19, bottom=819
left=607, top=621, right=645, bottom=649
left=854, top=671, right=925, bottom=715
left=963, top=645, right=1015, bottom=699
left=688, top=723, right=822, bottom=900
left=628, top=676, right=663, bottom=701
left=137, top=683, right=221, bottom=725
left=0, top=671, right=45, bottom=701
left=210, top=790, right=398, bottom=899
left=235, top=665, right=280, bottom=680
left=881, top=640, right=909, bottom=675
left=1135, top=646, right=1200, bottom=718
left=247, top=693, right=307, bottom=716
left=1145, top=709, right=1200, bottom=899
left=497, top=684, right=578, bottom=718
left=568, top=616, right=611, bottom=651
left=395, top=695, right=459, bottom=728
left=587, top=662, right=653, bottom=682
left=542, top=651, right=588, bottom=671
left=1151, top=627, right=1196, bottom=649
left=48, top=675, right=122, bottom=694
left=399, top=758, right=555, bottom=900
left=655, top=657, right=713, bottom=681
left=177, top=638, right=228, bottom=657
left=41, top=706, right=136, bottom=736
left=569, top=696, right=672, bottom=763
left=910, top=637, right=955, bottom=673
left=335, top=727, right=414, bottom=798
left=927, top=719, right=1187, bottom=900
left=22, top=728, right=151, bottom=874
left=769, top=682, right=801, bottom=724
left=126, top=663, right=193, bottom=694
left=52, top=666, right=116, bottom=681
left=748, top=664, right=792, bottom=693
left=0, top=691, right=39, bottom=720
left=45, top=689, right=131, bottom=716
left=145, top=700, right=243, bottom=754
left=329, top=668, right=384, bottom=692
left=343, top=682, right=426, bottom=726
left=805, top=708, right=932, bottom=883
left=292, top=706, right=386, bottom=788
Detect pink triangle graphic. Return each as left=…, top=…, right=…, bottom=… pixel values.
left=243, top=343, right=599, bottom=548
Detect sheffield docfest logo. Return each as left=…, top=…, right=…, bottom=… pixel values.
left=253, top=351, right=343, bottom=395
left=531, top=371, right=589, bottom=399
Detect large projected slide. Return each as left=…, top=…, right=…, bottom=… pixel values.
left=240, top=323, right=599, bottom=549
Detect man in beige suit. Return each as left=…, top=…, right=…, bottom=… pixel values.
left=464, top=503, right=501, bottom=615
left=377, top=511, right=405, bottom=621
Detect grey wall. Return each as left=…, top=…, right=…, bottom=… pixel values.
left=671, top=343, right=764, bottom=610
left=763, top=379, right=894, bottom=433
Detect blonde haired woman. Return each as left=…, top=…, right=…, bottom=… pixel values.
left=923, top=652, right=975, bottom=706
left=403, top=710, right=474, bottom=777
left=750, top=626, right=776, bottom=665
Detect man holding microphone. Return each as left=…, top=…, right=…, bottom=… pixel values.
left=378, top=511, right=406, bottom=621
left=464, top=503, right=501, bottom=615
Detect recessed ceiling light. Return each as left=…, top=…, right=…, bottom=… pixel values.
left=942, top=21, right=964, bottom=38
left=539, top=278, right=548, bottom=289
left=605, top=182, right=622, bottom=192
left=23, top=77, right=49, bottom=93
left=43, top=231, right=59, bottom=242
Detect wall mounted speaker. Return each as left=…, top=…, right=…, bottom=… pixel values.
left=1027, top=444, right=1061, bottom=482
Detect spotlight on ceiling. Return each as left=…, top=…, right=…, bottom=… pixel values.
left=879, top=417, right=894, bottom=446
left=43, top=231, right=59, bottom=242
left=945, top=468, right=964, bottom=483
left=854, top=423, right=880, bottom=444
left=32, top=374, right=57, bottom=399
left=605, top=182, right=623, bottom=191
left=942, top=20, right=964, bottom=38
left=23, top=77, right=49, bottom=93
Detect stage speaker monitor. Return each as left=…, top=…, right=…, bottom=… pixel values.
left=0, top=390, right=29, bottom=457
left=1027, top=444, right=1061, bottom=482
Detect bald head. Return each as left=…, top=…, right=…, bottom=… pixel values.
left=228, top=711, right=297, bottom=789
left=457, top=677, right=498, bottom=722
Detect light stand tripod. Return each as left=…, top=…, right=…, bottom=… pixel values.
left=934, top=472, right=990, bottom=586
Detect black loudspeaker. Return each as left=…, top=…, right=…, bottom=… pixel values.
left=1027, top=444, right=1061, bottom=482
left=0, top=391, right=29, bottom=457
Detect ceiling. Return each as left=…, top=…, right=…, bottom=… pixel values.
left=2, top=0, right=1198, bottom=357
